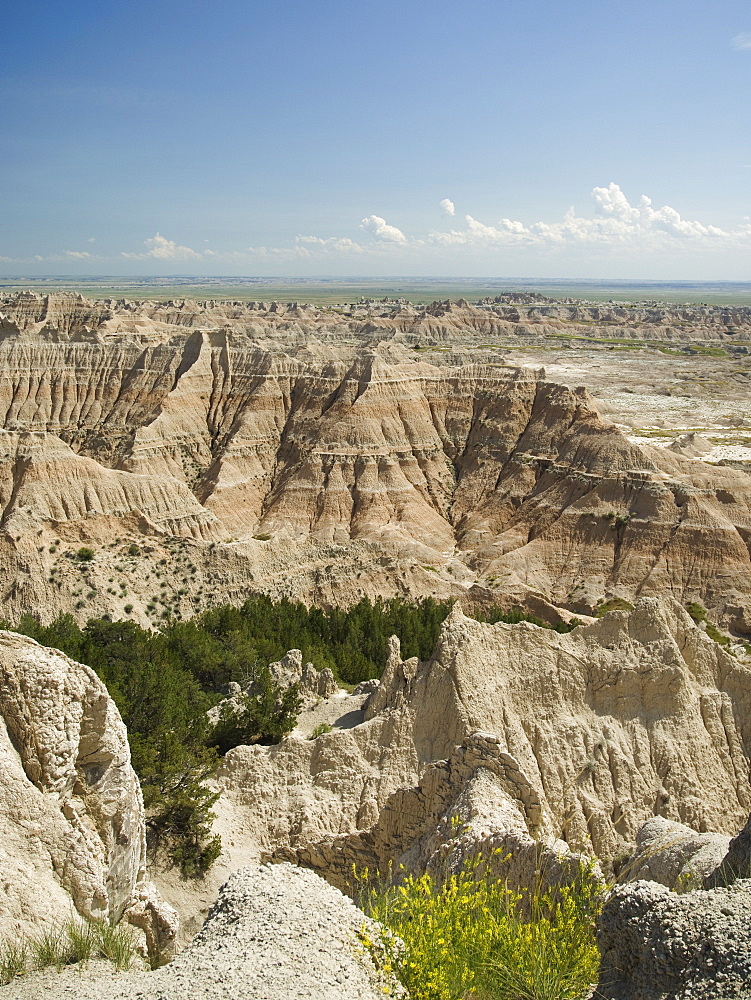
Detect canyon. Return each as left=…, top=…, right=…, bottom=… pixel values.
left=1, top=289, right=751, bottom=997
left=0, top=292, right=747, bottom=634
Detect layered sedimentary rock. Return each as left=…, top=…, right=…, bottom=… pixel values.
left=0, top=630, right=175, bottom=956
left=3, top=291, right=750, bottom=344
left=209, top=599, right=751, bottom=897
left=0, top=295, right=747, bottom=628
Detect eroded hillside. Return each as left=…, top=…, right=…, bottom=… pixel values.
left=0, top=293, right=747, bottom=632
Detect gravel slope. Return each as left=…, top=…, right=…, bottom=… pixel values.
left=4, top=865, right=404, bottom=1000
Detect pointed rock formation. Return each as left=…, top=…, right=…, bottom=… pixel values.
left=0, top=630, right=176, bottom=959
left=208, top=599, right=751, bottom=899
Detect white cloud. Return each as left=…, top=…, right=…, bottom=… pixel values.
left=439, top=198, right=455, bottom=216
left=296, top=235, right=364, bottom=253
left=429, top=184, right=736, bottom=252
left=731, top=32, right=751, bottom=49
left=360, top=215, right=407, bottom=243
left=5, top=185, right=749, bottom=272
left=121, top=232, right=202, bottom=261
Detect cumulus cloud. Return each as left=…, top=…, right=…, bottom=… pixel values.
left=5, top=185, right=749, bottom=270
left=122, top=232, right=202, bottom=260
left=731, top=33, right=751, bottom=49
left=429, top=183, right=736, bottom=251
left=360, top=215, right=407, bottom=243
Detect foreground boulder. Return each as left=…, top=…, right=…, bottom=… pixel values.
left=628, top=816, right=730, bottom=889
left=0, top=630, right=176, bottom=959
left=595, top=879, right=751, bottom=999
left=8, top=865, right=403, bottom=1000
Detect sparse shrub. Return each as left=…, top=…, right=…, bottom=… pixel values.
left=209, top=673, right=301, bottom=755
left=74, top=547, right=95, bottom=562
left=1, top=917, right=142, bottom=985
left=253, top=533, right=272, bottom=541
left=594, top=598, right=634, bottom=618
left=310, top=722, right=333, bottom=739
left=687, top=602, right=707, bottom=623
left=127, top=543, right=140, bottom=557
left=141, top=731, right=222, bottom=878
left=124, top=604, right=134, bottom=614
left=65, top=918, right=93, bottom=964
left=90, top=918, right=140, bottom=970
left=29, top=926, right=67, bottom=970
left=706, top=623, right=731, bottom=647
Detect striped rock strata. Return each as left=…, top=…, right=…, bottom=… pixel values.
left=0, top=303, right=745, bottom=628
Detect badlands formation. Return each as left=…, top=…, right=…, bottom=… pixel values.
left=209, top=598, right=751, bottom=890
left=0, top=630, right=176, bottom=961
left=0, top=292, right=747, bottom=633
left=1, top=290, right=751, bottom=996
left=4, top=597, right=751, bottom=997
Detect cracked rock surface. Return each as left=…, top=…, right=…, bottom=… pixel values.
left=594, top=878, right=751, bottom=999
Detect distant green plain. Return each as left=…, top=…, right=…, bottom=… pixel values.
left=3, top=276, right=751, bottom=306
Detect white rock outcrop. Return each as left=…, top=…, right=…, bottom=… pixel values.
left=0, top=630, right=176, bottom=957
left=211, top=598, right=751, bottom=890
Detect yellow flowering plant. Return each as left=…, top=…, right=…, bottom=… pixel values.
left=357, top=853, right=601, bottom=1000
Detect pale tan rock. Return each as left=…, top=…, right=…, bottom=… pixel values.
left=0, top=294, right=746, bottom=628
left=204, top=599, right=751, bottom=910
left=0, top=630, right=176, bottom=958
left=627, top=816, right=730, bottom=888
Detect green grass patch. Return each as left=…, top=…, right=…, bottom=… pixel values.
left=0, top=917, right=142, bottom=985
left=594, top=598, right=635, bottom=618
left=686, top=602, right=708, bottom=623
left=705, top=623, right=731, bottom=648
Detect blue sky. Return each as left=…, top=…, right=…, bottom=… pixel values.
left=2, top=0, right=751, bottom=278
